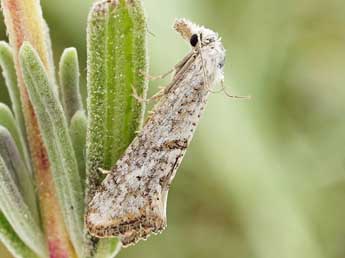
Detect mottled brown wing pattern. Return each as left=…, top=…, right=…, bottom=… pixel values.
left=86, top=18, right=226, bottom=247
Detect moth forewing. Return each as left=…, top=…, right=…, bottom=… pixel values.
left=86, top=18, right=226, bottom=247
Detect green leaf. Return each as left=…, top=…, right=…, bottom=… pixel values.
left=86, top=0, right=148, bottom=199
left=0, top=212, right=40, bottom=258
left=0, top=42, right=26, bottom=139
left=0, top=153, right=47, bottom=257
left=70, top=110, right=87, bottom=188
left=0, top=103, right=32, bottom=173
left=0, top=126, right=39, bottom=225
left=19, top=42, right=84, bottom=258
left=59, top=48, right=84, bottom=122
left=102, top=0, right=148, bottom=170
left=94, top=239, right=121, bottom=258
left=85, top=0, right=148, bottom=256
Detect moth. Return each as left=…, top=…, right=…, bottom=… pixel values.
left=86, top=18, right=227, bottom=246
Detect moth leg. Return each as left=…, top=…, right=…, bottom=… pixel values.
left=98, top=168, right=111, bottom=175
left=140, top=51, right=195, bottom=81
left=149, top=87, right=167, bottom=101
left=163, top=51, right=198, bottom=94
left=134, top=51, right=197, bottom=103
left=146, top=24, right=156, bottom=37
left=219, top=80, right=251, bottom=99
left=141, top=68, right=175, bottom=81
left=131, top=84, right=165, bottom=103
left=173, top=50, right=196, bottom=73
left=131, top=84, right=147, bottom=103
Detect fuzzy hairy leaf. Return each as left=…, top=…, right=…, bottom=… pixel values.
left=0, top=42, right=26, bottom=138
left=59, top=48, right=83, bottom=122
left=1, top=1, right=76, bottom=256
left=1, top=0, right=56, bottom=85
left=0, top=103, right=32, bottom=173
left=0, top=212, right=40, bottom=258
left=19, top=42, right=84, bottom=257
left=70, top=110, right=87, bottom=189
left=0, top=126, right=39, bottom=225
left=0, top=152, right=47, bottom=257
left=94, top=240, right=121, bottom=258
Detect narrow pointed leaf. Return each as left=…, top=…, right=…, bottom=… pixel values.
left=1, top=0, right=76, bottom=256
left=19, top=42, right=84, bottom=258
left=0, top=154, right=47, bottom=257
left=0, top=103, right=32, bottom=173
left=70, top=110, right=87, bottom=188
left=85, top=0, right=148, bottom=256
left=42, top=18, right=57, bottom=89
left=94, top=240, right=121, bottom=258
left=0, top=212, right=40, bottom=258
left=0, top=42, right=26, bottom=138
left=59, top=48, right=83, bottom=122
left=0, top=126, right=39, bottom=224
left=1, top=0, right=56, bottom=83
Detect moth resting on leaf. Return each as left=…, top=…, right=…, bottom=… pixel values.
left=86, top=18, right=226, bottom=246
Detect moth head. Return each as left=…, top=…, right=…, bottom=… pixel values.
left=174, top=18, right=219, bottom=48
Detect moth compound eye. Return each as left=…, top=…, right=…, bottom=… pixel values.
left=190, top=34, right=199, bottom=47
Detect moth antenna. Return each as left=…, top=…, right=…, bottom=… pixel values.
left=197, top=34, right=228, bottom=96
left=198, top=34, right=210, bottom=94
left=205, top=84, right=224, bottom=94
left=220, top=80, right=251, bottom=99
left=197, top=38, right=225, bottom=94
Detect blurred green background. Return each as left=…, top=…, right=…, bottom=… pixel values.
left=1, top=0, right=345, bottom=257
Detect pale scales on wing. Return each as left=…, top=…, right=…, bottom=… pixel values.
left=86, top=18, right=226, bottom=247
